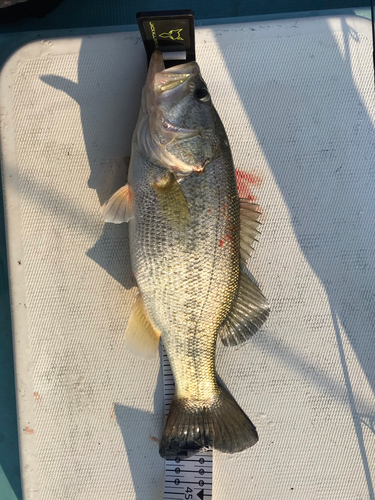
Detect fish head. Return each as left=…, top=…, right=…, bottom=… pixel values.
left=145, top=51, right=221, bottom=176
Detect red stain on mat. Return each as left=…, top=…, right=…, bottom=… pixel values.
left=150, top=435, right=159, bottom=443
left=33, top=392, right=42, bottom=404
left=24, top=427, right=34, bottom=435
left=235, top=169, right=262, bottom=201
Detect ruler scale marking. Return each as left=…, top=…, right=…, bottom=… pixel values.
left=162, top=343, right=213, bottom=500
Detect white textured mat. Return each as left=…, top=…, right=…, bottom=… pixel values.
left=1, top=15, right=375, bottom=500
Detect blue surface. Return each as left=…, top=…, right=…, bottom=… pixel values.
left=0, top=203, right=19, bottom=500
left=0, top=0, right=369, bottom=33
left=0, top=2, right=372, bottom=499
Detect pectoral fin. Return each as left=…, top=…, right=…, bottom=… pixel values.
left=154, top=172, right=190, bottom=228
left=219, top=270, right=270, bottom=347
left=102, top=183, right=134, bottom=223
left=124, top=294, right=161, bottom=360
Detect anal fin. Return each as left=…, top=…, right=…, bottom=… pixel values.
left=124, top=294, right=161, bottom=360
left=220, top=270, right=270, bottom=347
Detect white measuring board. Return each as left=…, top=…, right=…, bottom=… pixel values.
left=162, top=346, right=213, bottom=500
left=2, top=14, right=375, bottom=500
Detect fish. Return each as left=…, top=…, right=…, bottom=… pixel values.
left=103, top=50, right=270, bottom=459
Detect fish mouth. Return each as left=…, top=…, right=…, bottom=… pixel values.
left=146, top=51, right=199, bottom=115
left=146, top=50, right=199, bottom=91
left=154, top=61, right=199, bottom=94
left=147, top=51, right=199, bottom=139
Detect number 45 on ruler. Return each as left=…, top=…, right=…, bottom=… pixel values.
left=185, top=487, right=205, bottom=499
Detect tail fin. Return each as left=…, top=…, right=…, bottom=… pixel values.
left=159, top=384, right=258, bottom=459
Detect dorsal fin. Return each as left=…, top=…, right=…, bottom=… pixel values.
left=239, top=199, right=262, bottom=261
left=219, top=269, right=270, bottom=347
left=220, top=199, right=269, bottom=346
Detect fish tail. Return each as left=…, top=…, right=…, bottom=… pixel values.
left=159, top=384, right=258, bottom=459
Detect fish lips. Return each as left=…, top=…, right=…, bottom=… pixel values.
left=147, top=50, right=199, bottom=108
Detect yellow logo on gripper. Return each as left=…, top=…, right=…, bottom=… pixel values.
left=159, top=29, right=184, bottom=41
left=149, top=21, right=159, bottom=48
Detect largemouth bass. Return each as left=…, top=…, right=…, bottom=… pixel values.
left=103, top=51, right=270, bottom=459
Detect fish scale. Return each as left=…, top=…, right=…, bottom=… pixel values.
left=129, top=153, right=241, bottom=418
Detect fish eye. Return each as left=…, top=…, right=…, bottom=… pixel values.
left=195, top=88, right=210, bottom=101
